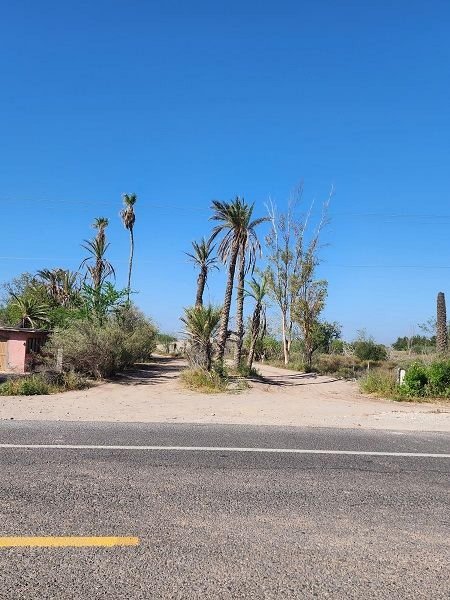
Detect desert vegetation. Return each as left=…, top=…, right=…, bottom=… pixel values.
left=1, top=185, right=449, bottom=403
left=0, top=194, right=156, bottom=393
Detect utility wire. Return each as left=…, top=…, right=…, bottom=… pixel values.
left=0, top=256, right=448, bottom=269
left=2, top=197, right=450, bottom=219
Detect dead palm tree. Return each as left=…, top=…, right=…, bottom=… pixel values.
left=186, top=238, right=219, bottom=307
left=120, top=194, right=137, bottom=303
left=181, top=305, right=221, bottom=371
left=245, top=275, right=268, bottom=369
left=36, top=268, right=80, bottom=307
left=80, top=218, right=115, bottom=291
left=210, top=198, right=267, bottom=364
left=10, top=294, right=50, bottom=329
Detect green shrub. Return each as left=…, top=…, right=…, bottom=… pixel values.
left=353, top=340, right=387, bottom=361
left=0, top=375, right=51, bottom=395
left=180, top=368, right=228, bottom=393
left=402, top=363, right=429, bottom=396
left=426, top=361, right=450, bottom=395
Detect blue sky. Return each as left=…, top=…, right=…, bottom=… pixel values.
left=1, top=0, right=449, bottom=343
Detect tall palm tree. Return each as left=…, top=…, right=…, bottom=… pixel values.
left=245, top=275, right=268, bottom=369
left=181, top=305, right=221, bottom=371
left=209, top=197, right=267, bottom=364
left=186, top=238, right=219, bottom=307
left=436, top=291, right=448, bottom=353
left=10, top=294, right=50, bottom=329
left=120, top=194, right=137, bottom=303
left=80, top=217, right=115, bottom=291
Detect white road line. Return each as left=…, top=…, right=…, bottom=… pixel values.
left=0, top=444, right=448, bottom=458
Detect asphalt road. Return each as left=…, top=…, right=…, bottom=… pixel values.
left=0, top=422, right=448, bottom=599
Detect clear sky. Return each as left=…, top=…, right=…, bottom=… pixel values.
left=1, top=0, right=449, bottom=343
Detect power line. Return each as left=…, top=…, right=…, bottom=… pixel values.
left=3, top=197, right=450, bottom=219
left=0, top=256, right=448, bottom=269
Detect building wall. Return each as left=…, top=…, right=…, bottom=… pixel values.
left=7, top=334, right=27, bottom=373
left=0, top=330, right=49, bottom=373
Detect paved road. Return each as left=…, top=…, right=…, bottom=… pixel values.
left=0, top=422, right=448, bottom=599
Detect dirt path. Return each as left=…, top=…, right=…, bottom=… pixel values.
left=0, top=357, right=448, bottom=431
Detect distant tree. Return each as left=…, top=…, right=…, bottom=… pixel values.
left=186, top=237, right=219, bottom=307
left=120, top=194, right=137, bottom=303
left=156, top=333, right=177, bottom=353
left=436, top=292, right=448, bottom=353
left=313, top=321, right=342, bottom=354
left=352, top=331, right=387, bottom=361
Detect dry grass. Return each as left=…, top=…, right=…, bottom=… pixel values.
left=180, top=368, right=228, bottom=393
left=0, top=371, right=90, bottom=396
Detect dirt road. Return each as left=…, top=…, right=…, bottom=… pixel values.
left=0, top=357, right=448, bottom=431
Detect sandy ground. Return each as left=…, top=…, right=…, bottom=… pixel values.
left=1, top=357, right=449, bottom=432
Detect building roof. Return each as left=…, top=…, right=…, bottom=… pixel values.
left=0, top=327, right=51, bottom=334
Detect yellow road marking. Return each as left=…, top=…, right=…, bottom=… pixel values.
left=0, top=536, right=139, bottom=548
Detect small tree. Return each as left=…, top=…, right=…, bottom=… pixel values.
left=80, top=217, right=115, bottom=292
left=436, top=292, right=448, bottom=354
left=245, top=275, right=268, bottom=369
left=265, top=186, right=330, bottom=365
left=186, top=238, right=219, bottom=307
left=181, top=305, right=221, bottom=371
left=292, top=279, right=328, bottom=372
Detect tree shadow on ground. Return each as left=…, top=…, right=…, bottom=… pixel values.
left=113, top=356, right=185, bottom=386
left=252, top=371, right=340, bottom=387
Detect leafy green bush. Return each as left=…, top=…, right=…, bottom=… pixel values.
left=353, top=340, right=388, bottom=361
left=402, top=363, right=429, bottom=396
left=45, top=306, right=156, bottom=378
left=427, top=361, right=450, bottom=394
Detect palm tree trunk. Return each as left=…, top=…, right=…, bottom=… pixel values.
left=233, top=246, right=246, bottom=369
left=436, top=292, right=448, bottom=353
left=247, top=307, right=261, bottom=369
left=127, top=227, right=134, bottom=303
left=216, top=242, right=239, bottom=363
left=195, top=267, right=207, bottom=307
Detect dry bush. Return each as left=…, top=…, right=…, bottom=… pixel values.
left=45, top=308, right=156, bottom=378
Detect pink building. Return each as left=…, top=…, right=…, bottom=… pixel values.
left=0, top=328, right=50, bottom=373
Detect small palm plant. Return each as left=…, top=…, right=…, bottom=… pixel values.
left=10, top=295, right=50, bottom=329
left=186, top=238, right=219, bottom=307
left=245, top=275, right=268, bottom=369
left=181, top=305, right=221, bottom=371
left=36, top=268, right=80, bottom=307
left=120, top=194, right=137, bottom=303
